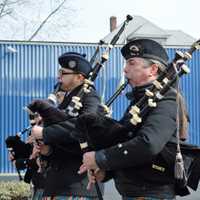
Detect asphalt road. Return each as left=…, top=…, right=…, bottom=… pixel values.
left=104, top=180, right=200, bottom=200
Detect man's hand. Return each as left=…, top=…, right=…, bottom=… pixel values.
left=83, top=151, right=98, bottom=170
left=78, top=151, right=103, bottom=190
left=87, top=169, right=106, bottom=190
left=78, top=151, right=99, bottom=174
left=78, top=151, right=98, bottom=175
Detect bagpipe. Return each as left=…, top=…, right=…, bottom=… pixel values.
left=60, top=39, right=200, bottom=155
left=5, top=129, right=33, bottom=160
left=26, top=15, right=133, bottom=148
left=5, top=132, right=33, bottom=181
left=74, top=39, right=200, bottom=150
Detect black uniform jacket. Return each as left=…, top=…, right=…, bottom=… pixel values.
left=95, top=83, right=178, bottom=198
left=42, top=85, right=104, bottom=197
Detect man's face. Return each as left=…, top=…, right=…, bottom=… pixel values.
left=124, top=57, right=153, bottom=87
left=58, top=68, right=79, bottom=91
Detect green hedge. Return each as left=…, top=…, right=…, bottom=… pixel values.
left=0, top=181, right=31, bottom=200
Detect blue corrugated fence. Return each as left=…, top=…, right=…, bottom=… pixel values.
left=0, top=41, right=200, bottom=173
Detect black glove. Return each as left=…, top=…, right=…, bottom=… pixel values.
left=28, top=99, right=69, bottom=127
left=27, top=99, right=53, bottom=114
left=5, top=135, right=20, bottom=148
left=5, top=136, right=32, bottom=159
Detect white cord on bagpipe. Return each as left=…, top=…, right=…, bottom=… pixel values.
left=174, top=66, right=187, bottom=184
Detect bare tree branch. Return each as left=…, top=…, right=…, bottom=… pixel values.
left=28, top=0, right=67, bottom=41
left=0, top=0, right=75, bottom=41
left=0, top=10, right=11, bottom=17
left=0, top=0, right=9, bottom=18
left=0, top=0, right=26, bottom=19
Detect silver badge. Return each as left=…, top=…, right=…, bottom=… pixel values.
left=129, top=45, right=140, bottom=56
left=68, top=60, right=76, bottom=68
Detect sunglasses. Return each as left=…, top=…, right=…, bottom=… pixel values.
left=59, top=69, right=78, bottom=76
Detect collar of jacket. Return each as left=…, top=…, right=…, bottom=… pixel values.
left=126, top=82, right=153, bottom=102
left=58, top=84, right=96, bottom=110
left=58, top=84, right=83, bottom=109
